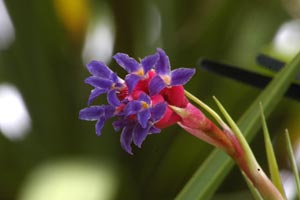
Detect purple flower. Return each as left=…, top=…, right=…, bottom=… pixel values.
left=79, top=105, right=115, bottom=136
left=149, top=48, right=195, bottom=95
left=79, top=48, right=195, bottom=154
left=112, top=94, right=167, bottom=154
left=113, top=52, right=159, bottom=93
left=84, top=60, right=124, bottom=106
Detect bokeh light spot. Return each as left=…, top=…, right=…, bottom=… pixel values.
left=0, top=0, right=15, bottom=50
left=0, top=83, right=31, bottom=140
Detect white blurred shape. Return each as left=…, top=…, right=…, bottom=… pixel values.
left=281, top=170, right=297, bottom=200
left=295, top=142, right=300, bottom=168
left=146, top=4, right=161, bottom=45
left=280, top=140, right=300, bottom=200
left=273, top=20, right=300, bottom=57
left=0, top=84, right=31, bottom=140
left=0, top=0, right=15, bottom=50
left=82, top=14, right=115, bottom=64
left=18, top=159, right=118, bottom=200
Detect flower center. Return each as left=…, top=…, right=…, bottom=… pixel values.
left=141, top=101, right=149, bottom=109
left=135, top=68, right=144, bottom=76
left=111, top=83, right=116, bottom=89
left=161, top=75, right=171, bottom=85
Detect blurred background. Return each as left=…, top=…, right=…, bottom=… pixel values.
left=0, top=0, right=300, bottom=199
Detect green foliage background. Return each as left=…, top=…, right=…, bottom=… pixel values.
left=0, top=0, right=299, bottom=199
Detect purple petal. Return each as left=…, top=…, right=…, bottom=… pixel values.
left=112, top=119, right=126, bottom=131
left=155, top=48, right=170, bottom=75
left=170, top=68, right=195, bottom=85
left=149, top=75, right=166, bottom=95
left=137, top=109, right=151, bottom=128
left=95, top=117, right=105, bottom=136
left=151, top=102, right=167, bottom=122
left=113, top=53, right=139, bottom=73
left=141, top=53, right=159, bottom=74
left=79, top=106, right=103, bottom=121
left=85, top=77, right=112, bottom=89
left=125, top=74, right=141, bottom=94
left=133, top=124, right=150, bottom=148
left=111, top=73, right=122, bottom=85
left=120, top=127, right=134, bottom=155
left=107, top=89, right=121, bottom=106
left=88, top=88, right=106, bottom=105
left=124, top=101, right=142, bottom=116
left=86, top=60, right=112, bottom=77
left=138, top=93, right=151, bottom=104
left=149, top=126, right=161, bottom=134
left=104, top=105, right=116, bottom=118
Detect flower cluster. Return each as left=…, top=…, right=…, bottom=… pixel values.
left=79, top=48, right=195, bottom=154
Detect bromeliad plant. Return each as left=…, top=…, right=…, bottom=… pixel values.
left=79, top=48, right=195, bottom=154
left=79, top=48, right=300, bottom=199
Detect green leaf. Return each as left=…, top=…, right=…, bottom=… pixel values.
left=260, top=103, right=286, bottom=198
left=212, top=96, right=258, bottom=168
left=284, top=130, right=300, bottom=199
left=212, top=97, right=284, bottom=200
left=176, top=51, right=300, bottom=200
left=212, top=96, right=263, bottom=199
left=242, top=172, right=264, bottom=200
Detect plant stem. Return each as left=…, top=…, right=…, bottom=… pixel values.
left=212, top=96, right=284, bottom=200
left=183, top=91, right=285, bottom=199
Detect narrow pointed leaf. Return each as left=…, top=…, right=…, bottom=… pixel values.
left=212, top=96, right=258, bottom=168
left=260, top=103, right=286, bottom=197
left=284, top=130, right=300, bottom=199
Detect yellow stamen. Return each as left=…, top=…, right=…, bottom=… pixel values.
left=161, top=75, right=171, bottom=85
left=141, top=101, right=149, bottom=109
left=111, top=83, right=116, bottom=89
left=135, top=68, right=144, bottom=76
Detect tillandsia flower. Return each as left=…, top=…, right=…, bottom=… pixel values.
left=79, top=48, right=285, bottom=199
left=79, top=48, right=195, bottom=154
